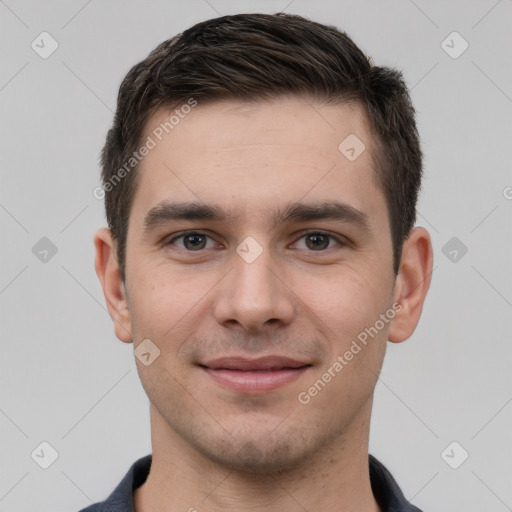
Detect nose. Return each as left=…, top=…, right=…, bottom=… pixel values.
left=212, top=243, right=295, bottom=332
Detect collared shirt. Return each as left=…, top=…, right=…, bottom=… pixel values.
left=78, top=454, right=423, bottom=512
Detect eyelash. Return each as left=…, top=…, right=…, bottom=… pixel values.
left=166, top=230, right=347, bottom=252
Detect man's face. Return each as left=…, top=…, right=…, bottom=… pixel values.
left=121, top=96, right=399, bottom=472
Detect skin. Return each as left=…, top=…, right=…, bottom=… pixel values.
left=94, top=96, right=433, bottom=512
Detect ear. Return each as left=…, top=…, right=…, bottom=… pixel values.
left=94, top=227, right=133, bottom=343
left=388, top=227, right=433, bottom=343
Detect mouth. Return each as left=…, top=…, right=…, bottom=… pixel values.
left=199, top=356, right=312, bottom=393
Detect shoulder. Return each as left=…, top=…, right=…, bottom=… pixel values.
left=369, top=454, right=424, bottom=512
left=76, top=455, right=152, bottom=512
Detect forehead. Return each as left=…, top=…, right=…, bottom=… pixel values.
left=130, top=96, right=385, bottom=229
left=143, top=96, right=372, bottom=163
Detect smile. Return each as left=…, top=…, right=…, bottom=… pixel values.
left=200, top=356, right=312, bottom=393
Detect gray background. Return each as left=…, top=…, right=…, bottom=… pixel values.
left=0, top=0, right=511, bottom=510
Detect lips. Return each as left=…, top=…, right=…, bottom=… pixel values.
left=202, top=356, right=310, bottom=371
left=200, top=356, right=312, bottom=393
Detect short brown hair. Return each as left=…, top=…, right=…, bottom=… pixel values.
left=100, top=12, right=422, bottom=281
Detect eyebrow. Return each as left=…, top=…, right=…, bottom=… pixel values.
left=142, top=200, right=371, bottom=234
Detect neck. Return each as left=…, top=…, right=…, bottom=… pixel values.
left=134, top=400, right=381, bottom=512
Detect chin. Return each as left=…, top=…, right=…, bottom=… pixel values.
left=186, top=421, right=316, bottom=475
left=205, top=439, right=308, bottom=475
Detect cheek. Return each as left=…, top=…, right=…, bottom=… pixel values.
left=128, top=266, right=216, bottom=351
left=298, top=265, right=389, bottom=342
left=303, top=273, right=389, bottom=412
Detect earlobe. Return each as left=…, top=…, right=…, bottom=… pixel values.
left=388, top=227, right=433, bottom=344
left=94, top=228, right=133, bottom=343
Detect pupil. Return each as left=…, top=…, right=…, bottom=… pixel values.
left=307, top=234, right=328, bottom=250
left=185, top=234, right=205, bottom=250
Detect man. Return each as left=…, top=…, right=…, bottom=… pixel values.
left=87, top=12, right=432, bottom=512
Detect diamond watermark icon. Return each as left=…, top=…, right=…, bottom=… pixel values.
left=236, top=236, right=263, bottom=264
left=441, top=441, right=469, bottom=469
left=134, top=338, right=161, bottom=366
left=338, top=134, right=366, bottom=162
left=31, top=441, right=59, bottom=469
left=442, top=236, right=468, bottom=263
left=441, top=31, right=469, bottom=59
left=32, top=237, right=58, bottom=263
left=31, top=31, right=59, bottom=59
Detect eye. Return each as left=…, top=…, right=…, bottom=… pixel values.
left=168, top=231, right=219, bottom=251
left=166, top=230, right=346, bottom=253
left=293, top=231, right=344, bottom=251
